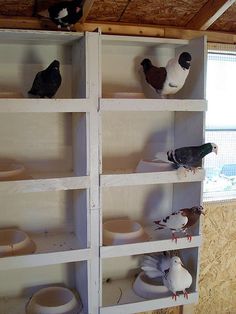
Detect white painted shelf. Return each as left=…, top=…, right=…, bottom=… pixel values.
left=0, top=231, right=91, bottom=270
left=100, top=99, right=207, bottom=112
left=0, top=175, right=89, bottom=193
left=101, top=235, right=201, bottom=258
left=101, top=169, right=205, bottom=187
left=0, top=29, right=206, bottom=313
left=101, top=277, right=198, bottom=314
left=0, top=99, right=93, bottom=113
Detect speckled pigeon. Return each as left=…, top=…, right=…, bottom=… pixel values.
left=28, top=60, right=62, bottom=98
left=154, top=206, right=205, bottom=242
left=141, top=52, right=191, bottom=97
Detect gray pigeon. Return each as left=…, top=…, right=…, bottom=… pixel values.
left=28, top=60, right=62, bottom=98
left=153, top=143, right=218, bottom=172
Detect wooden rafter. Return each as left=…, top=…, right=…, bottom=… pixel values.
left=0, top=17, right=236, bottom=44
left=80, top=0, right=95, bottom=23
left=186, top=0, right=236, bottom=30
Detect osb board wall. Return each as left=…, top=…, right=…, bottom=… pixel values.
left=87, top=0, right=209, bottom=26
left=194, top=200, right=236, bottom=314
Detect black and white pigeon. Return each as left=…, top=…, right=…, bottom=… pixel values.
left=153, top=143, right=218, bottom=174
left=141, top=52, right=191, bottom=97
left=154, top=206, right=205, bottom=242
left=28, top=60, right=62, bottom=98
left=163, top=256, right=192, bottom=300
left=48, top=0, right=83, bottom=30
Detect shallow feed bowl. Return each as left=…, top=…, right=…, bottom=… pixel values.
left=0, top=229, right=36, bottom=257
left=0, top=162, right=25, bottom=179
left=104, top=92, right=145, bottom=99
left=26, top=286, right=81, bottom=314
left=133, top=272, right=170, bottom=299
left=0, top=91, right=24, bottom=98
left=103, top=219, right=149, bottom=245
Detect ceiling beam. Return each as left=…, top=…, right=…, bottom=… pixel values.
left=0, top=17, right=236, bottom=44
left=80, top=0, right=95, bottom=23
left=186, top=0, right=236, bottom=30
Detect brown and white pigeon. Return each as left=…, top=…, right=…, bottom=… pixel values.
left=141, top=52, right=192, bottom=97
left=154, top=206, right=205, bottom=242
left=163, top=256, right=192, bottom=300
left=28, top=60, right=62, bottom=98
left=48, top=0, right=83, bottom=30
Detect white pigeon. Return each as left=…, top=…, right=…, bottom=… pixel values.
left=163, top=256, right=192, bottom=300
left=141, top=252, right=171, bottom=278
left=161, top=52, right=191, bottom=96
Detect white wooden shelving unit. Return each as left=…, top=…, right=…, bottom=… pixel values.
left=0, top=29, right=206, bottom=314
left=0, top=29, right=100, bottom=314
left=99, top=34, right=207, bottom=313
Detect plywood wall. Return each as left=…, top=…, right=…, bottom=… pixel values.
left=138, top=307, right=180, bottom=314
left=194, top=200, right=236, bottom=314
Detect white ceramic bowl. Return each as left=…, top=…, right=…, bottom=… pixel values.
left=0, top=162, right=25, bottom=178
left=103, top=92, right=145, bottom=99
left=133, top=272, right=170, bottom=299
left=26, top=287, right=81, bottom=314
left=0, top=91, right=24, bottom=98
left=103, top=219, right=149, bottom=245
left=0, top=229, right=36, bottom=257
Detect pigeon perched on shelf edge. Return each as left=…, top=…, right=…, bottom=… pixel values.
left=140, top=52, right=191, bottom=97
left=28, top=60, right=62, bottom=99
left=154, top=205, right=205, bottom=242
left=38, top=0, right=83, bottom=30
left=163, top=256, right=192, bottom=300
left=141, top=254, right=192, bottom=300
left=153, top=142, right=218, bottom=177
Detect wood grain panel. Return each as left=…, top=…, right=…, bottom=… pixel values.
left=87, top=0, right=209, bottom=25
left=0, top=0, right=35, bottom=17
left=194, top=201, right=236, bottom=313
left=87, top=0, right=129, bottom=21
left=209, top=3, right=236, bottom=32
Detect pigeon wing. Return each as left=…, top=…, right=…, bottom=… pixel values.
left=28, top=72, right=44, bottom=95
left=174, top=146, right=202, bottom=167
left=155, top=211, right=188, bottom=231
left=145, top=66, right=167, bottom=91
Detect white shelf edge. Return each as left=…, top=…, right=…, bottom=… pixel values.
left=100, top=292, right=198, bottom=314
left=100, top=235, right=201, bottom=258
left=0, top=175, right=90, bottom=193
left=101, top=170, right=205, bottom=187
left=0, top=248, right=91, bottom=271
left=100, top=99, right=207, bottom=112
left=101, top=34, right=189, bottom=45
left=0, top=99, right=94, bottom=112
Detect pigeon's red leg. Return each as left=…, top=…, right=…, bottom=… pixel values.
left=182, top=229, right=192, bottom=242
left=183, top=290, right=188, bottom=299
left=172, top=292, right=178, bottom=301
left=171, top=232, right=178, bottom=243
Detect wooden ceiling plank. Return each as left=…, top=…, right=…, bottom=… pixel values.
left=186, top=0, right=236, bottom=30
left=80, top=0, right=96, bottom=23
left=0, top=17, right=236, bottom=44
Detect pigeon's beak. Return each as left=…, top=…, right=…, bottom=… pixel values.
left=201, top=211, right=206, bottom=216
